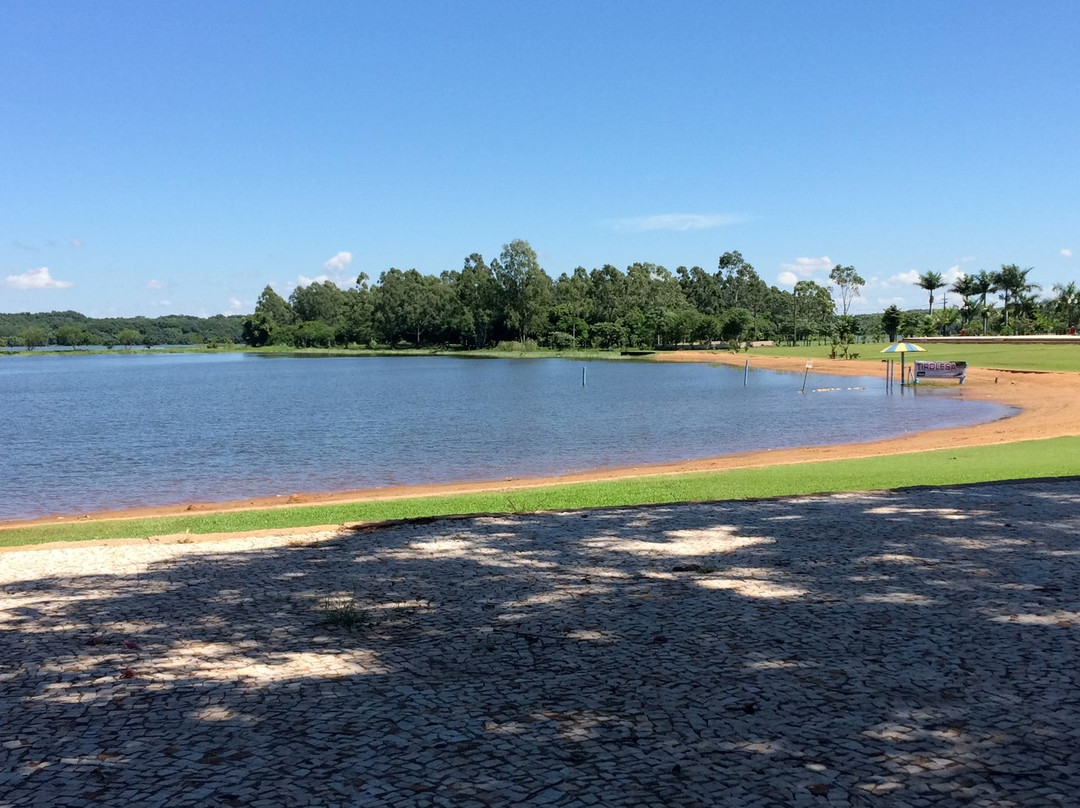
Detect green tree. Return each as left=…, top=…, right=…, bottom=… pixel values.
left=967, top=270, right=997, bottom=332
left=717, top=252, right=769, bottom=338
left=450, top=254, right=499, bottom=348
left=493, top=239, right=551, bottom=342
left=20, top=326, right=50, bottom=350
left=372, top=268, right=412, bottom=346
left=992, top=264, right=1038, bottom=330
left=1052, top=281, right=1079, bottom=330
left=590, top=321, right=627, bottom=349
left=899, top=310, right=924, bottom=337
left=548, top=304, right=589, bottom=348
left=294, top=320, right=335, bottom=348
left=116, top=328, right=141, bottom=347
left=407, top=273, right=454, bottom=346
left=829, top=314, right=860, bottom=358
left=587, top=264, right=627, bottom=325
left=719, top=307, right=752, bottom=349
left=340, top=276, right=375, bottom=345
left=932, top=306, right=961, bottom=336
left=254, top=285, right=294, bottom=327
left=828, top=264, right=865, bottom=316
left=290, top=280, right=346, bottom=328
left=881, top=305, right=902, bottom=342
left=552, top=267, right=592, bottom=348
left=950, top=274, right=976, bottom=328
left=55, top=325, right=92, bottom=349
left=241, top=313, right=274, bottom=347
left=792, top=281, right=835, bottom=343
left=676, top=265, right=719, bottom=315
left=916, top=271, right=944, bottom=317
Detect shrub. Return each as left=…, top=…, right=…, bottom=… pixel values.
left=547, top=331, right=575, bottom=350
left=495, top=339, right=540, bottom=352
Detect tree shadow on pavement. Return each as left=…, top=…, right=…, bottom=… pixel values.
left=2, top=479, right=1079, bottom=806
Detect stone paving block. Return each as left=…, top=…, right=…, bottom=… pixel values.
left=2, top=481, right=1080, bottom=806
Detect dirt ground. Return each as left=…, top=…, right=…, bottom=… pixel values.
left=4, top=352, right=1078, bottom=532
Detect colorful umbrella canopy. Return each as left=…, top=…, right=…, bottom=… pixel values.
left=880, top=342, right=926, bottom=386
left=879, top=342, right=927, bottom=354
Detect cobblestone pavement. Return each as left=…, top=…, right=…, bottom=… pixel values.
left=3, top=479, right=1080, bottom=807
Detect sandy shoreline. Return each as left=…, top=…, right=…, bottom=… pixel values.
left=4, top=352, right=1079, bottom=532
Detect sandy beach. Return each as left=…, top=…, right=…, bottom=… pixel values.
left=4, top=351, right=1078, bottom=532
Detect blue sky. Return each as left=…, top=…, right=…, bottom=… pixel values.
left=2, top=1, right=1077, bottom=317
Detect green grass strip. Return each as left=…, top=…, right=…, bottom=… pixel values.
left=3, top=436, right=1078, bottom=548
left=750, top=342, right=1080, bottom=372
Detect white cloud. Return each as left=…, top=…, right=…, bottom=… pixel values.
left=776, top=256, right=833, bottom=285
left=1062, top=248, right=1073, bottom=258
left=146, top=279, right=167, bottom=290
left=227, top=298, right=245, bottom=312
left=860, top=271, right=920, bottom=302
left=611, top=213, right=744, bottom=233
left=4, top=266, right=73, bottom=290
left=889, top=269, right=921, bottom=286
left=297, top=274, right=331, bottom=287
left=324, top=251, right=353, bottom=273
left=70, top=238, right=84, bottom=248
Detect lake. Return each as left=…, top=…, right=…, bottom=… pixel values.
left=0, top=353, right=1013, bottom=521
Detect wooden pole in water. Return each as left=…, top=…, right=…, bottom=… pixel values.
left=582, top=366, right=586, bottom=387
left=743, top=359, right=749, bottom=387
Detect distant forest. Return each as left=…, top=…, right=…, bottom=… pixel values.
left=4, top=240, right=1075, bottom=352
left=0, top=311, right=244, bottom=349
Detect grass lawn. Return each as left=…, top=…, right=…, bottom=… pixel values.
left=746, top=342, right=1080, bottom=373
left=3, top=436, right=1077, bottom=549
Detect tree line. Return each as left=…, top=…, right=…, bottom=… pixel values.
left=242, top=239, right=863, bottom=352
left=904, top=266, right=1078, bottom=337
left=5, top=244, right=1072, bottom=353
left=0, top=311, right=244, bottom=350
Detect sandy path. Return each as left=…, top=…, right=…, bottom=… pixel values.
left=3, top=352, right=1078, bottom=532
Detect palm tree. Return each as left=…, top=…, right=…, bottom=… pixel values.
left=961, top=295, right=982, bottom=330
left=917, top=271, right=944, bottom=317
left=1053, top=281, right=1079, bottom=330
left=950, top=274, right=975, bottom=328
left=992, top=264, right=1038, bottom=330
left=969, top=270, right=997, bottom=332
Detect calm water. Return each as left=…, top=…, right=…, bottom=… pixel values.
left=0, top=353, right=1012, bottom=521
